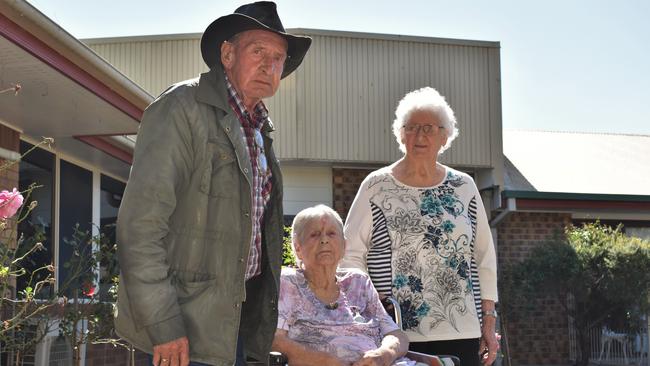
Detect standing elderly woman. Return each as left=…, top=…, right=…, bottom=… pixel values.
left=272, top=205, right=415, bottom=366
left=341, top=87, right=499, bottom=366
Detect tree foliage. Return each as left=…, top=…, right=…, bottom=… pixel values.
left=502, top=222, right=650, bottom=366
left=282, top=226, right=297, bottom=267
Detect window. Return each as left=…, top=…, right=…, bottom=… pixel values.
left=17, top=142, right=55, bottom=297
left=17, top=142, right=127, bottom=300
left=98, top=174, right=125, bottom=301
left=58, top=160, right=93, bottom=298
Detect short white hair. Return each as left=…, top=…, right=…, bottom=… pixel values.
left=290, top=204, right=344, bottom=268
left=392, top=87, right=459, bottom=154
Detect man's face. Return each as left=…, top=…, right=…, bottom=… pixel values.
left=221, top=29, right=288, bottom=109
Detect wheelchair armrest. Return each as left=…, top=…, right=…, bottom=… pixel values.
left=269, top=351, right=288, bottom=366
left=382, top=296, right=403, bottom=327
left=406, top=351, right=460, bottom=366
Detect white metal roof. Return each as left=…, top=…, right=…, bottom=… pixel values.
left=503, top=130, right=650, bottom=196
left=84, top=29, right=503, bottom=170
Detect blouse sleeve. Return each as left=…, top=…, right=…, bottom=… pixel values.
left=340, top=176, right=373, bottom=272
left=277, top=272, right=299, bottom=331
left=471, top=182, right=499, bottom=302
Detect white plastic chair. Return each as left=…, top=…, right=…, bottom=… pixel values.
left=598, top=327, right=629, bottom=364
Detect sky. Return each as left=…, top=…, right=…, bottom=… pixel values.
left=27, top=0, right=650, bottom=135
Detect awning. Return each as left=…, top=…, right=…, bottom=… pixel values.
left=0, top=1, right=151, bottom=179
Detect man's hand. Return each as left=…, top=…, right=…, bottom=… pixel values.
left=153, top=337, right=190, bottom=366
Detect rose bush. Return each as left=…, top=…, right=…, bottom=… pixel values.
left=1, top=138, right=130, bottom=365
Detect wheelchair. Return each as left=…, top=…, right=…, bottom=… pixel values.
left=260, top=296, right=460, bottom=366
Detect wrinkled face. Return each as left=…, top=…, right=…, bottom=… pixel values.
left=221, top=29, right=288, bottom=109
left=401, top=109, right=448, bottom=159
left=295, top=215, right=345, bottom=270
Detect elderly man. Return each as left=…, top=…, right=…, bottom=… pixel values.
left=115, top=2, right=311, bottom=365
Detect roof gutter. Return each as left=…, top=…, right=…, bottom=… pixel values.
left=503, top=190, right=650, bottom=203
left=0, top=0, right=153, bottom=112
left=75, top=135, right=134, bottom=165
left=489, top=197, right=516, bottom=227
left=500, top=190, right=650, bottom=212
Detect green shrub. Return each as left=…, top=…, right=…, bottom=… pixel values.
left=282, top=226, right=297, bottom=267
left=502, top=222, right=650, bottom=366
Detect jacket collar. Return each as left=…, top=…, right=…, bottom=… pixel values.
left=196, top=64, right=231, bottom=113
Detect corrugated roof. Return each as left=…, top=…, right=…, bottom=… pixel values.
left=503, top=130, right=650, bottom=195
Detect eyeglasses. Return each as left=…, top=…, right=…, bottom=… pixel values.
left=254, top=129, right=268, bottom=173
left=402, top=124, right=445, bottom=136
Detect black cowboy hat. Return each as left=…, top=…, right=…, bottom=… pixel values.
left=200, top=1, right=312, bottom=79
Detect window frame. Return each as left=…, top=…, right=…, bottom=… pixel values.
left=18, top=138, right=126, bottom=299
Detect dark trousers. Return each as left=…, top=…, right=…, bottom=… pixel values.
left=410, top=338, right=481, bottom=366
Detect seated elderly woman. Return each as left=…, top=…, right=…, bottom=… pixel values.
left=272, top=204, right=416, bottom=366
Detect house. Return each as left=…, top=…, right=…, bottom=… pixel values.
left=499, top=130, right=650, bottom=365
left=0, top=1, right=151, bottom=364
left=82, top=29, right=505, bottom=223
left=5, top=1, right=648, bottom=365
left=2, top=8, right=506, bottom=361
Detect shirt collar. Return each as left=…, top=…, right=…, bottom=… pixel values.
left=224, top=73, right=269, bottom=125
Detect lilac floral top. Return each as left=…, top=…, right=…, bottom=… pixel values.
left=278, top=267, right=415, bottom=365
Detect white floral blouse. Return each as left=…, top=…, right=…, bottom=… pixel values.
left=341, top=165, right=498, bottom=342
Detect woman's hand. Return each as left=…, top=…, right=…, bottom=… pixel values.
left=272, top=329, right=350, bottom=366
left=352, top=329, right=409, bottom=366
left=479, top=306, right=499, bottom=365
left=352, top=349, right=389, bottom=366
left=479, top=330, right=499, bottom=365
left=479, top=300, right=499, bottom=365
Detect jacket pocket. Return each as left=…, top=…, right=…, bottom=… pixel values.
left=174, top=276, right=238, bottom=359
left=175, top=278, right=214, bottom=305
left=200, top=141, right=236, bottom=198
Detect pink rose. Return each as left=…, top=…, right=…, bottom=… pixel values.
left=0, top=188, right=24, bottom=219
left=82, top=281, right=97, bottom=297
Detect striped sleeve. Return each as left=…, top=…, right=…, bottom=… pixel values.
left=468, top=196, right=484, bottom=323
left=366, top=202, right=393, bottom=296
left=470, top=182, right=498, bottom=303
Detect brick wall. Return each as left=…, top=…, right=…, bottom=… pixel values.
left=85, top=343, right=150, bottom=366
left=332, top=168, right=374, bottom=220
left=0, top=124, right=20, bottom=194
left=0, top=159, right=19, bottom=248
left=497, top=211, right=573, bottom=366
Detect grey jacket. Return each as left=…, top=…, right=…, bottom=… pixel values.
left=115, top=66, right=284, bottom=365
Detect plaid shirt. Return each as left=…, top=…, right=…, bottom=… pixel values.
left=225, top=75, right=273, bottom=280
